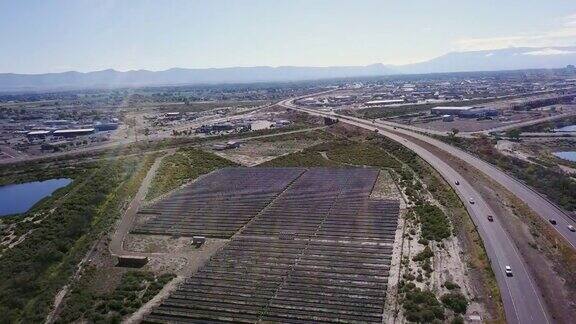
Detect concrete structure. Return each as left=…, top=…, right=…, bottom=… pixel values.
left=431, top=106, right=474, bottom=115
left=52, top=128, right=95, bottom=138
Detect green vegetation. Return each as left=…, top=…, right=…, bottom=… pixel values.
left=441, top=292, right=469, bottom=314
left=452, top=315, right=465, bottom=324
left=413, top=246, right=434, bottom=262
left=399, top=281, right=445, bottom=323
left=147, top=147, right=237, bottom=200
left=57, top=270, right=175, bottom=323
left=440, top=135, right=576, bottom=211
left=443, top=281, right=461, bottom=290
left=0, top=155, right=156, bottom=323
left=326, top=142, right=401, bottom=168
left=414, top=204, right=451, bottom=241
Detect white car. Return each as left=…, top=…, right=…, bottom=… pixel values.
left=568, top=225, right=576, bottom=232
left=505, top=266, right=513, bottom=277
left=469, top=198, right=475, bottom=204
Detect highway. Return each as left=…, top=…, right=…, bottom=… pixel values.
left=279, top=97, right=552, bottom=324
left=374, top=118, right=576, bottom=250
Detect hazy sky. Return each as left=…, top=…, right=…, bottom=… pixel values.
left=2, top=0, right=576, bottom=74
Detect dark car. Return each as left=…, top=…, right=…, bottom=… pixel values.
left=487, top=215, right=494, bottom=222
left=549, top=219, right=557, bottom=225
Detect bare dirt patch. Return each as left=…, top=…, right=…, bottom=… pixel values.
left=210, top=138, right=323, bottom=166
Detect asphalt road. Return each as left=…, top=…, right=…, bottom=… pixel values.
left=279, top=98, right=551, bottom=324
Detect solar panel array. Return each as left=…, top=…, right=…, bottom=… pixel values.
left=242, top=168, right=399, bottom=242
left=143, top=168, right=400, bottom=323
left=132, top=168, right=305, bottom=238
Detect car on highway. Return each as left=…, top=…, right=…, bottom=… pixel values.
left=505, top=265, right=513, bottom=277
left=454, top=180, right=460, bottom=185
left=469, top=198, right=475, bottom=204
left=549, top=219, right=557, bottom=225
left=569, top=225, right=576, bottom=232
left=487, top=215, right=494, bottom=222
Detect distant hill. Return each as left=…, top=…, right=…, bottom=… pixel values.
left=398, top=46, right=576, bottom=74
left=0, top=64, right=395, bottom=92
left=1, top=46, right=575, bottom=91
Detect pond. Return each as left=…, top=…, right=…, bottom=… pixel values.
left=553, top=151, right=576, bottom=163
left=0, top=178, right=72, bottom=217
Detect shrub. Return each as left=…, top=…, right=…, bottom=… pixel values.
left=402, top=287, right=445, bottom=322
left=441, top=292, right=469, bottom=314
left=414, top=204, right=451, bottom=241
left=443, top=281, right=460, bottom=290
left=413, top=246, right=434, bottom=262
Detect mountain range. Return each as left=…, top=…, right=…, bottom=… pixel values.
left=1, top=46, right=576, bottom=92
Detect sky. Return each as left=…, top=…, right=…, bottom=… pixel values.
left=1, top=0, right=576, bottom=74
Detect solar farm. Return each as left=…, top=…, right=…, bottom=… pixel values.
left=137, top=167, right=401, bottom=323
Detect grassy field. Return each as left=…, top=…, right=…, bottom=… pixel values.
left=146, top=147, right=237, bottom=200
